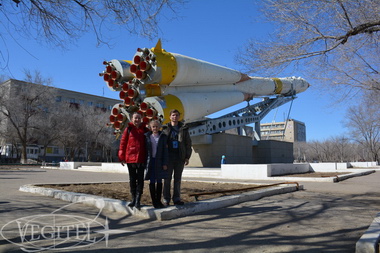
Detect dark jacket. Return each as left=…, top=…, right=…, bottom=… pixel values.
left=144, top=131, right=169, bottom=180
left=118, top=122, right=148, bottom=163
left=163, top=121, right=192, bottom=161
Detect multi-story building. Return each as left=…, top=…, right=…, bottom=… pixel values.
left=260, top=119, right=306, bottom=142
left=0, top=79, right=121, bottom=163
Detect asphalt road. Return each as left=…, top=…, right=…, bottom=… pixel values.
left=0, top=167, right=379, bottom=253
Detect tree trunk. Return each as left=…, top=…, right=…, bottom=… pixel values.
left=21, top=144, right=27, bottom=164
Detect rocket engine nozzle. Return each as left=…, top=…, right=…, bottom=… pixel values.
left=146, top=108, right=157, bottom=119
left=139, top=102, right=149, bottom=112
left=102, top=60, right=134, bottom=91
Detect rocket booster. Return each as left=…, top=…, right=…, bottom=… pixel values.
left=101, top=40, right=310, bottom=131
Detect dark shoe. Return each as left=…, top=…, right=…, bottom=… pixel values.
left=129, top=183, right=136, bottom=206
left=156, top=203, right=165, bottom=208
left=135, top=194, right=141, bottom=210
left=149, top=184, right=158, bottom=208
left=155, top=183, right=165, bottom=208
left=163, top=200, right=170, bottom=207
left=128, top=196, right=136, bottom=207
left=174, top=200, right=184, bottom=205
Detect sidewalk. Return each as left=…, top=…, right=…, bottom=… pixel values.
left=0, top=166, right=379, bottom=252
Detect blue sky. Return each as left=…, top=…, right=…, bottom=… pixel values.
left=1, top=1, right=350, bottom=141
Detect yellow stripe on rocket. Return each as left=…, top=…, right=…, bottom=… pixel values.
left=152, top=40, right=177, bottom=85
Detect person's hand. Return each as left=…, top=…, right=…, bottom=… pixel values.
left=121, top=161, right=125, bottom=166
left=163, top=165, right=168, bottom=170
left=184, top=159, right=189, bottom=166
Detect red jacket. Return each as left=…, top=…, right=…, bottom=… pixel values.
left=118, top=122, right=148, bottom=163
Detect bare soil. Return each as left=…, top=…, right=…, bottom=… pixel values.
left=40, top=181, right=267, bottom=205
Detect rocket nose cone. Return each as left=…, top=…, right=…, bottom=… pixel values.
left=303, top=80, right=311, bottom=89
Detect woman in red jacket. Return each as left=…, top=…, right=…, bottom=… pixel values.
left=118, top=112, right=148, bottom=209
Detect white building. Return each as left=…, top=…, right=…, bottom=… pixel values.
left=260, top=119, right=306, bottom=142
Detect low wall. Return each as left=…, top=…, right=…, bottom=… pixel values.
left=59, top=162, right=379, bottom=180
left=221, top=163, right=310, bottom=179
left=309, top=163, right=348, bottom=171
left=221, top=162, right=372, bottom=180
left=269, top=163, right=310, bottom=176
left=310, top=162, right=378, bottom=171
left=221, top=164, right=270, bottom=179
left=350, top=161, right=378, bottom=168
left=59, top=162, right=101, bottom=170
left=100, top=163, right=128, bottom=173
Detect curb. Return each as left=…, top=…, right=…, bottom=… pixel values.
left=271, top=170, right=376, bottom=182
left=335, top=170, right=375, bottom=182
left=19, top=183, right=303, bottom=221
left=356, top=212, right=380, bottom=253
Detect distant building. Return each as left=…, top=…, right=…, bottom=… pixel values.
left=0, top=79, right=121, bottom=162
left=260, top=119, right=306, bottom=142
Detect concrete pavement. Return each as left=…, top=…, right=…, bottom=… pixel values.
left=0, top=166, right=379, bottom=252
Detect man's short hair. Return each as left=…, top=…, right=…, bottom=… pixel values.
left=132, top=111, right=142, bottom=117
left=169, top=109, right=180, bottom=116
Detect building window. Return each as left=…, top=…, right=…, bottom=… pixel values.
left=46, top=147, right=53, bottom=154
left=56, top=96, right=62, bottom=102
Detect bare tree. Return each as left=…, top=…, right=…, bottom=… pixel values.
left=0, top=0, right=184, bottom=69
left=79, top=104, right=113, bottom=162
left=295, top=137, right=359, bottom=163
left=307, top=140, right=324, bottom=162
left=330, top=135, right=352, bottom=162
left=344, top=93, right=380, bottom=163
left=98, top=131, right=119, bottom=162
left=0, top=71, right=56, bottom=163
left=30, top=109, right=62, bottom=162
left=239, top=0, right=380, bottom=95
left=54, top=100, right=116, bottom=162
left=54, top=102, right=85, bottom=161
left=293, top=141, right=308, bottom=162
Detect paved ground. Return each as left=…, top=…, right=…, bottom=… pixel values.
left=0, top=167, right=379, bottom=252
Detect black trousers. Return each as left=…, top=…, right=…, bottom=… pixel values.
left=127, top=163, right=145, bottom=196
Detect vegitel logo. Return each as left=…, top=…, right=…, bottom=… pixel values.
left=0, top=200, right=133, bottom=252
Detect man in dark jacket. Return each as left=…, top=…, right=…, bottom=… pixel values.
left=163, top=109, right=192, bottom=206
